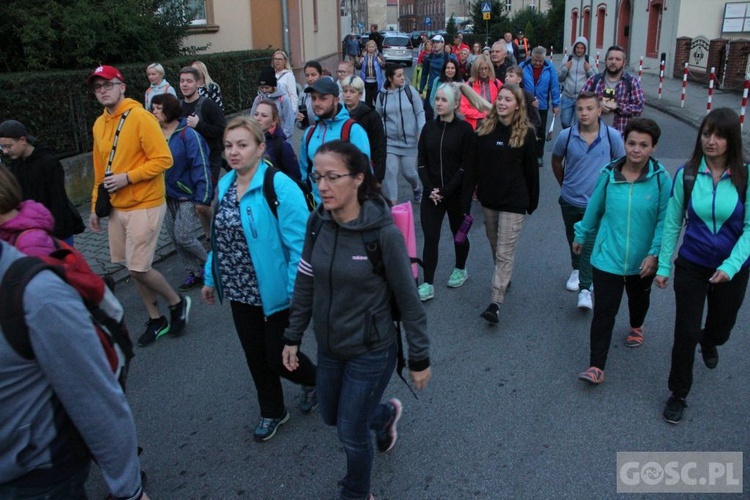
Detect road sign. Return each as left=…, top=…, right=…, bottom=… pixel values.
left=481, top=2, right=492, bottom=13
left=425, top=16, right=431, bottom=26
left=483, top=12, right=491, bottom=20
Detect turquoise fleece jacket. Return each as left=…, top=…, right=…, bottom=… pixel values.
left=658, top=160, right=750, bottom=279
left=574, top=157, right=672, bottom=276
left=204, top=160, right=309, bottom=316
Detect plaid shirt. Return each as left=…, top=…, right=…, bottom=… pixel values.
left=582, top=73, right=644, bottom=132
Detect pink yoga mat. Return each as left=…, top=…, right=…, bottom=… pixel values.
left=391, top=202, right=418, bottom=278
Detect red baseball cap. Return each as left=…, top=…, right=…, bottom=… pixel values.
left=86, top=65, right=125, bottom=85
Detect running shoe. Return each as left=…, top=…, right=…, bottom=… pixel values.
left=577, top=289, right=593, bottom=311
left=299, top=386, right=318, bottom=414
left=663, top=396, right=687, bottom=424
left=481, top=303, right=500, bottom=324
left=418, top=283, right=434, bottom=301
left=254, top=409, right=290, bottom=442
left=178, top=272, right=203, bottom=292
left=169, top=295, right=191, bottom=337
left=447, top=268, right=468, bottom=288
left=137, top=316, right=170, bottom=347
left=376, top=398, right=403, bottom=452
left=566, top=270, right=580, bottom=291
left=699, top=342, right=718, bottom=369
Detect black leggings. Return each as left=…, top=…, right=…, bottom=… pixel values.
left=230, top=302, right=316, bottom=418
left=668, top=258, right=749, bottom=399
left=419, top=194, right=469, bottom=284
left=365, top=81, right=378, bottom=107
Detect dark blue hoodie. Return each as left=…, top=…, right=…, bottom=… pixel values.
left=264, top=126, right=301, bottom=182
left=165, top=118, right=213, bottom=205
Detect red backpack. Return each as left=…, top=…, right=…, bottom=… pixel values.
left=0, top=237, right=134, bottom=388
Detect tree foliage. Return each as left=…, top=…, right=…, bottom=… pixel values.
left=447, top=15, right=458, bottom=39
left=468, top=0, right=563, bottom=51
left=0, top=0, right=200, bottom=72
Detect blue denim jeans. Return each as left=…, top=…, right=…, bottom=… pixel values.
left=317, top=343, right=397, bottom=500
left=560, top=96, right=577, bottom=129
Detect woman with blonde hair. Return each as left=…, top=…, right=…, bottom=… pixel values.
left=144, top=62, right=176, bottom=110
left=416, top=82, right=489, bottom=301
left=191, top=60, right=224, bottom=112
left=272, top=50, right=299, bottom=110
left=460, top=54, right=502, bottom=130
left=201, top=116, right=316, bottom=442
left=463, top=84, right=538, bottom=324
left=358, top=40, right=385, bottom=106
left=341, top=75, right=386, bottom=182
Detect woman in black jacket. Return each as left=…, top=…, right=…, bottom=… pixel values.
left=463, top=84, right=538, bottom=324
left=416, top=82, right=489, bottom=301
left=341, top=75, right=386, bottom=182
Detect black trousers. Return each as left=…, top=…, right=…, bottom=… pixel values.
left=420, top=194, right=469, bottom=284
left=230, top=302, right=316, bottom=418
left=589, top=267, right=654, bottom=369
left=535, top=109, right=549, bottom=159
left=364, top=82, right=378, bottom=107
left=668, top=257, right=749, bottom=399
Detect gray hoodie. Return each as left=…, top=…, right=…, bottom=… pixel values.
left=558, top=37, right=595, bottom=99
left=284, top=196, right=430, bottom=370
left=375, top=84, right=425, bottom=156
left=0, top=242, right=141, bottom=498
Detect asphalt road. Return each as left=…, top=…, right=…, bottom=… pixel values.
left=86, top=66, right=750, bottom=499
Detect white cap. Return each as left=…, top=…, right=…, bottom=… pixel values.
left=431, top=35, right=444, bottom=43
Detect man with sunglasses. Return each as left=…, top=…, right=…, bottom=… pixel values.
left=87, top=65, right=190, bottom=348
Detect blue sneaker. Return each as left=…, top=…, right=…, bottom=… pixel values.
left=254, top=409, right=290, bottom=442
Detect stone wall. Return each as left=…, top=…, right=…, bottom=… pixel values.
left=673, top=36, right=750, bottom=90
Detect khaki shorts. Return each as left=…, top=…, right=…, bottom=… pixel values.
left=108, top=204, right=166, bottom=272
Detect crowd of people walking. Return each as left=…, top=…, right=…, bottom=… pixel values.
left=1, top=32, right=749, bottom=500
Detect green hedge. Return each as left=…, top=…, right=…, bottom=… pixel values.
left=0, top=50, right=274, bottom=158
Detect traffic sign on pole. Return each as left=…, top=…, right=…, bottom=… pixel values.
left=481, top=2, right=491, bottom=13
left=483, top=12, right=491, bottom=20
left=425, top=16, right=432, bottom=26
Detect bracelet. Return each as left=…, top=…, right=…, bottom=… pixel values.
left=125, top=173, right=131, bottom=185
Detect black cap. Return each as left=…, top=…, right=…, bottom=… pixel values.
left=259, top=66, right=277, bottom=87
left=304, top=78, right=339, bottom=97
left=0, top=120, right=36, bottom=144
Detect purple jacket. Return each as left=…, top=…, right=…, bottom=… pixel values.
left=0, top=200, right=56, bottom=256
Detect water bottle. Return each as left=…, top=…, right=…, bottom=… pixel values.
left=454, top=214, right=473, bottom=244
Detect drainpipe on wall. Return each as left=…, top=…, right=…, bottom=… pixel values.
left=281, top=0, right=291, bottom=56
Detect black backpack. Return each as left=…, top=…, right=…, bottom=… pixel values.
left=308, top=213, right=423, bottom=399
left=262, top=165, right=316, bottom=217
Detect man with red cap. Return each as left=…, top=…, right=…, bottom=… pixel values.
left=86, top=65, right=191, bottom=348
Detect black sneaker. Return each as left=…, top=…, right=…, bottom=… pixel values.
left=663, top=396, right=687, bottom=424
left=253, top=409, right=290, bottom=442
left=299, top=386, right=318, bottom=414
left=481, top=303, right=500, bottom=324
left=169, top=295, right=191, bottom=337
left=178, top=272, right=203, bottom=292
left=376, top=398, right=403, bottom=452
left=699, top=342, right=718, bottom=369
left=138, top=316, right=170, bottom=347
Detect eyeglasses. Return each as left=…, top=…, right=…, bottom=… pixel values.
left=310, top=171, right=357, bottom=184
left=0, top=140, right=18, bottom=152
left=92, top=81, right=122, bottom=93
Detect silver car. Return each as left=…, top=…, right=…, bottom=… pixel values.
left=382, top=34, right=413, bottom=67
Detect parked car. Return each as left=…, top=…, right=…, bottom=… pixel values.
left=382, top=33, right=413, bottom=66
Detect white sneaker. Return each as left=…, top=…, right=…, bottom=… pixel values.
left=566, top=270, right=580, bottom=291
left=577, top=289, right=593, bottom=311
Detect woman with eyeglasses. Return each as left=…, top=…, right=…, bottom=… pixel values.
left=201, top=117, right=316, bottom=443
left=282, top=140, right=431, bottom=500
left=272, top=50, right=299, bottom=110
left=460, top=54, right=502, bottom=130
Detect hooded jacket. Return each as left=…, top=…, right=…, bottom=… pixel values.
left=520, top=59, right=561, bottom=111
left=264, top=126, right=301, bottom=182
left=658, top=161, right=750, bottom=279
left=164, top=118, right=212, bottom=205
left=0, top=200, right=56, bottom=256
left=575, top=157, right=672, bottom=276
left=283, top=196, right=430, bottom=370
left=419, top=51, right=458, bottom=93
left=347, top=101, right=386, bottom=181
left=204, top=159, right=309, bottom=316
left=249, top=86, right=296, bottom=142
left=375, top=84, right=425, bottom=155
left=298, top=104, right=371, bottom=200
left=418, top=117, right=476, bottom=200
left=90, top=98, right=173, bottom=213
left=558, top=37, right=595, bottom=99
left=0, top=242, right=142, bottom=499
left=7, top=144, right=81, bottom=239
left=144, top=78, right=176, bottom=110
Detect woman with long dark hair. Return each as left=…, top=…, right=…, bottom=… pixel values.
left=428, top=59, right=461, bottom=109
left=201, top=117, right=316, bottom=442
left=656, top=108, right=750, bottom=424
left=416, top=82, right=489, bottom=301
left=282, top=140, right=430, bottom=500
left=463, top=84, right=539, bottom=324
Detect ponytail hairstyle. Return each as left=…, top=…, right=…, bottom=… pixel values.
left=686, top=108, right=747, bottom=194
left=315, top=140, right=381, bottom=204
left=477, top=84, right=533, bottom=148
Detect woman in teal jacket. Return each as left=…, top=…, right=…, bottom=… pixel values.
left=573, top=118, right=671, bottom=385
left=201, top=117, right=316, bottom=443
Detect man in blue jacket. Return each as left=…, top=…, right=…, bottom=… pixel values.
left=299, top=78, right=371, bottom=202
left=418, top=35, right=458, bottom=98
left=520, top=46, right=561, bottom=167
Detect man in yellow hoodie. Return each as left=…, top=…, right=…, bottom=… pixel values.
left=87, top=65, right=191, bottom=348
